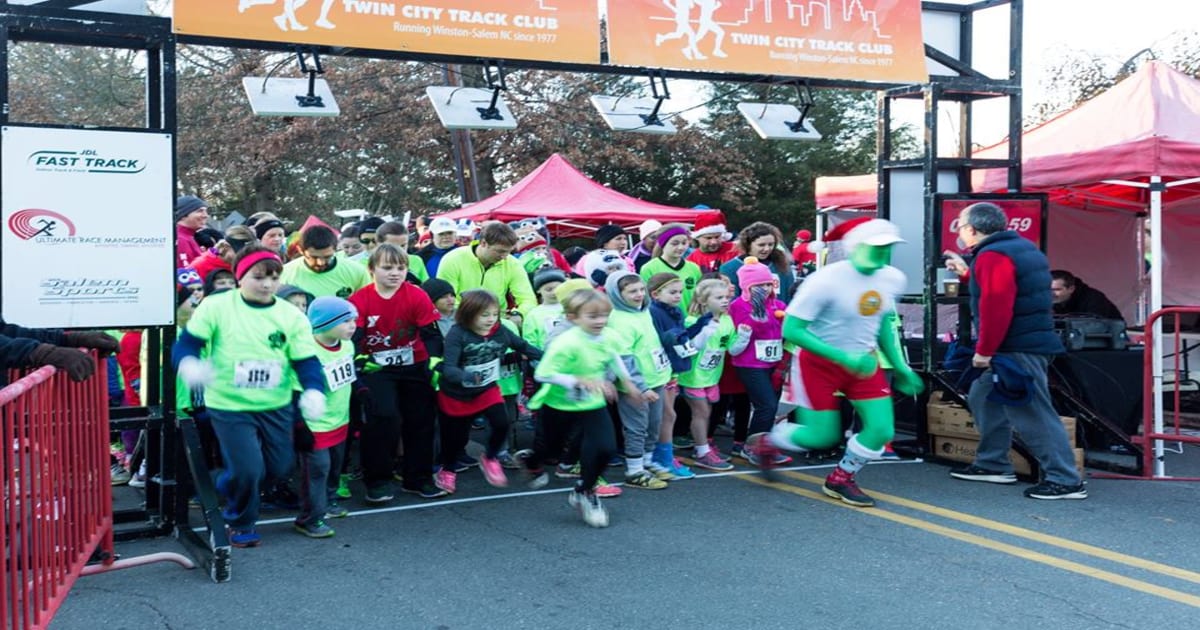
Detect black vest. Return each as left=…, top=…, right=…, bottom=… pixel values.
left=968, top=231, right=1065, bottom=355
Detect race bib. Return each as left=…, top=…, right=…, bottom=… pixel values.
left=567, top=384, right=592, bottom=403
left=673, top=342, right=699, bottom=358
left=651, top=348, right=671, bottom=372
left=500, top=359, right=521, bottom=380
left=698, top=349, right=723, bottom=371
left=233, top=360, right=283, bottom=389
left=464, top=358, right=501, bottom=387
left=324, top=356, right=356, bottom=392
left=372, top=347, right=414, bottom=367
left=754, top=340, right=783, bottom=363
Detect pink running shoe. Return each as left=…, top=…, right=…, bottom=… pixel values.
left=479, top=454, right=509, bottom=488
left=434, top=469, right=457, bottom=494
left=594, top=477, right=623, bottom=498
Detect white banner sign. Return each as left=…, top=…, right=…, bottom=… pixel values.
left=2, top=126, right=174, bottom=328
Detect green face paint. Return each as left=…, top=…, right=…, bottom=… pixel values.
left=850, top=243, right=893, bottom=274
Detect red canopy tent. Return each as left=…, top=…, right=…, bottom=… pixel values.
left=813, top=61, right=1200, bottom=319
left=434, top=153, right=706, bottom=238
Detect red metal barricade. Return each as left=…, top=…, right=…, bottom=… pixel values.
left=2, top=352, right=112, bottom=629
left=1124, top=307, right=1200, bottom=481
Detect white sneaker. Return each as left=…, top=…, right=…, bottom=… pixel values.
left=568, top=490, right=609, bottom=528
left=127, top=460, right=147, bottom=488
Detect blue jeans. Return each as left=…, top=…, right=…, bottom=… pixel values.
left=968, top=352, right=1080, bottom=485
left=208, top=407, right=296, bottom=529
left=736, top=366, right=779, bottom=436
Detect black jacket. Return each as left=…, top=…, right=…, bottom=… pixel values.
left=0, top=318, right=67, bottom=384
left=1053, top=280, right=1124, bottom=322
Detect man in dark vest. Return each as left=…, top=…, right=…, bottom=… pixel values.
left=943, top=202, right=1086, bottom=500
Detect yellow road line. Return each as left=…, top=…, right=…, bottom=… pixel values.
left=777, top=470, right=1200, bottom=586
left=740, top=475, right=1200, bottom=609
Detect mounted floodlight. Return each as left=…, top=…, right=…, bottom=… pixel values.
left=738, top=82, right=822, bottom=142
left=426, top=62, right=517, bottom=130
left=591, top=72, right=677, bottom=135
left=242, top=51, right=339, bottom=117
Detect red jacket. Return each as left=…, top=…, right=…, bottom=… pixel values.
left=687, top=242, right=737, bottom=274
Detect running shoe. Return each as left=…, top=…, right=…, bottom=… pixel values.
left=479, top=454, right=509, bottom=488
left=691, top=450, right=733, bottom=472
left=823, top=469, right=874, bottom=507
left=227, top=526, right=261, bottom=548
left=594, top=477, right=623, bottom=498
left=624, top=470, right=668, bottom=490
left=293, top=520, right=335, bottom=538
left=434, top=469, right=457, bottom=494
left=949, top=465, right=1017, bottom=484
left=568, top=490, right=609, bottom=528
left=1024, top=481, right=1088, bottom=500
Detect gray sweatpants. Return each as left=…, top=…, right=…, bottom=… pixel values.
left=968, top=352, right=1080, bottom=486
left=617, top=385, right=665, bottom=459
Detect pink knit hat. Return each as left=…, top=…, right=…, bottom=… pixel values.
left=737, top=257, right=774, bottom=293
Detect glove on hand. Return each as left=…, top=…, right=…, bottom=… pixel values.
left=299, top=389, right=326, bottom=422
left=64, top=331, right=120, bottom=354
left=177, top=356, right=216, bottom=389
left=293, top=420, right=316, bottom=452
left=28, top=344, right=95, bottom=382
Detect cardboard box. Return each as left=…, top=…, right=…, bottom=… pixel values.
left=925, top=399, right=1076, bottom=446
left=929, top=435, right=1086, bottom=476
left=930, top=434, right=1034, bottom=476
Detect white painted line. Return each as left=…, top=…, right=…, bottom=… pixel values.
left=243, top=458, right=924, bottom=527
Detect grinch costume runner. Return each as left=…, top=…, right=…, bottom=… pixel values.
left=755, top=219, right=924, bottom=507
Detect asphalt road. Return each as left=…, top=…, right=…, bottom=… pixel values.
left=49, top=445, right=1200, bottom=630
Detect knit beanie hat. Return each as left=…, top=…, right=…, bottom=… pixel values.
left=646, top=271, right=683, bottom=296
left=595, top=224, right=626, bottom=248
left=174, top=195, right=207, bottom=222
left=276, top=284, right=314, bottom=304
left=518, top=234, right=548, bottom=254
left=737, top=257, right=775, bottom=293
left=554, top=278, right=594, bottom=305
left=254, top=219, right=285, bottom=240
left=533, top=268, right=567, bottom=292
left=422, top=278, right=455, bottom=304
left=639, top=219, right=663, bottom=241
left=308, top=296, right=357, bottom=333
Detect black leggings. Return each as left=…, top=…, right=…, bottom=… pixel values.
left=526, top=406, right=616, bottom=492
left=440, top=403, right=510, bottom=469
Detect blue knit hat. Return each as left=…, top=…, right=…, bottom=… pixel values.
left=308, top=296, right=357, bottom=333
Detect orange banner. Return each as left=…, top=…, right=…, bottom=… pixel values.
left=174, top=0, right=601, bottom=64
left=607, top=0, right=927, bottom=83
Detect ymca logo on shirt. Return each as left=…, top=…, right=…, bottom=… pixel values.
left=367, top=316, right=380, bottom=328
left=336, top=287, right=353, bottom=298
left=858, top=291, right=883, bottom=316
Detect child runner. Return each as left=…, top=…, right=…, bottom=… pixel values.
left=646, top=273, right=706, bottom=480
left=728, top=258, right=792, bottom=468
left=639, top=223, right=702, bottom=311
left=293, top=296, right=358, bottom=538
left=679, top=278, right=748, bottom=472
left=347, top=243, right=445, bottom=502
left=174, top=245, right=327, bottom=548
left=518, top=289, right=641, bottom=527
left=436, top=289, right=543, bottom=492
left=522, top=269, right=568, bottom=351
left=605, top=271, right=673, bottom=489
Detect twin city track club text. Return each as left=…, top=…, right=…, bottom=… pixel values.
left=342, top=2, right=560, bottom=31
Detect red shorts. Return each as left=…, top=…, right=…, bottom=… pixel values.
left=782, top=349, right=890, bottom=411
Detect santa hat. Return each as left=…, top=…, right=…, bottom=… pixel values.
left=691, top=211, right=732, bottom=242
left=817, top=216, right=873, bottom=264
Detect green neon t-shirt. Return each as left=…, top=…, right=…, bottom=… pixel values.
left=606, top=308, right=672, bottom=390
left=531, top=325, right=618, bottom=412
left=307, top=338, right=355, bottom=433
left=522, top=303, right=565, bottom=351
left=676, top=313, right=735, bottom=389
left=280, top=257, right=370, bottom=299
left=639, top=257, right=702, bottom=312
left=184, top=291, right=319, bottom=411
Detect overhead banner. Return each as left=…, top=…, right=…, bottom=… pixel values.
left=607, top=0, right=927, bottom=83
left=174, top=0, right=601, bottom=64
left=1, top=127, right=175, bottom=328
